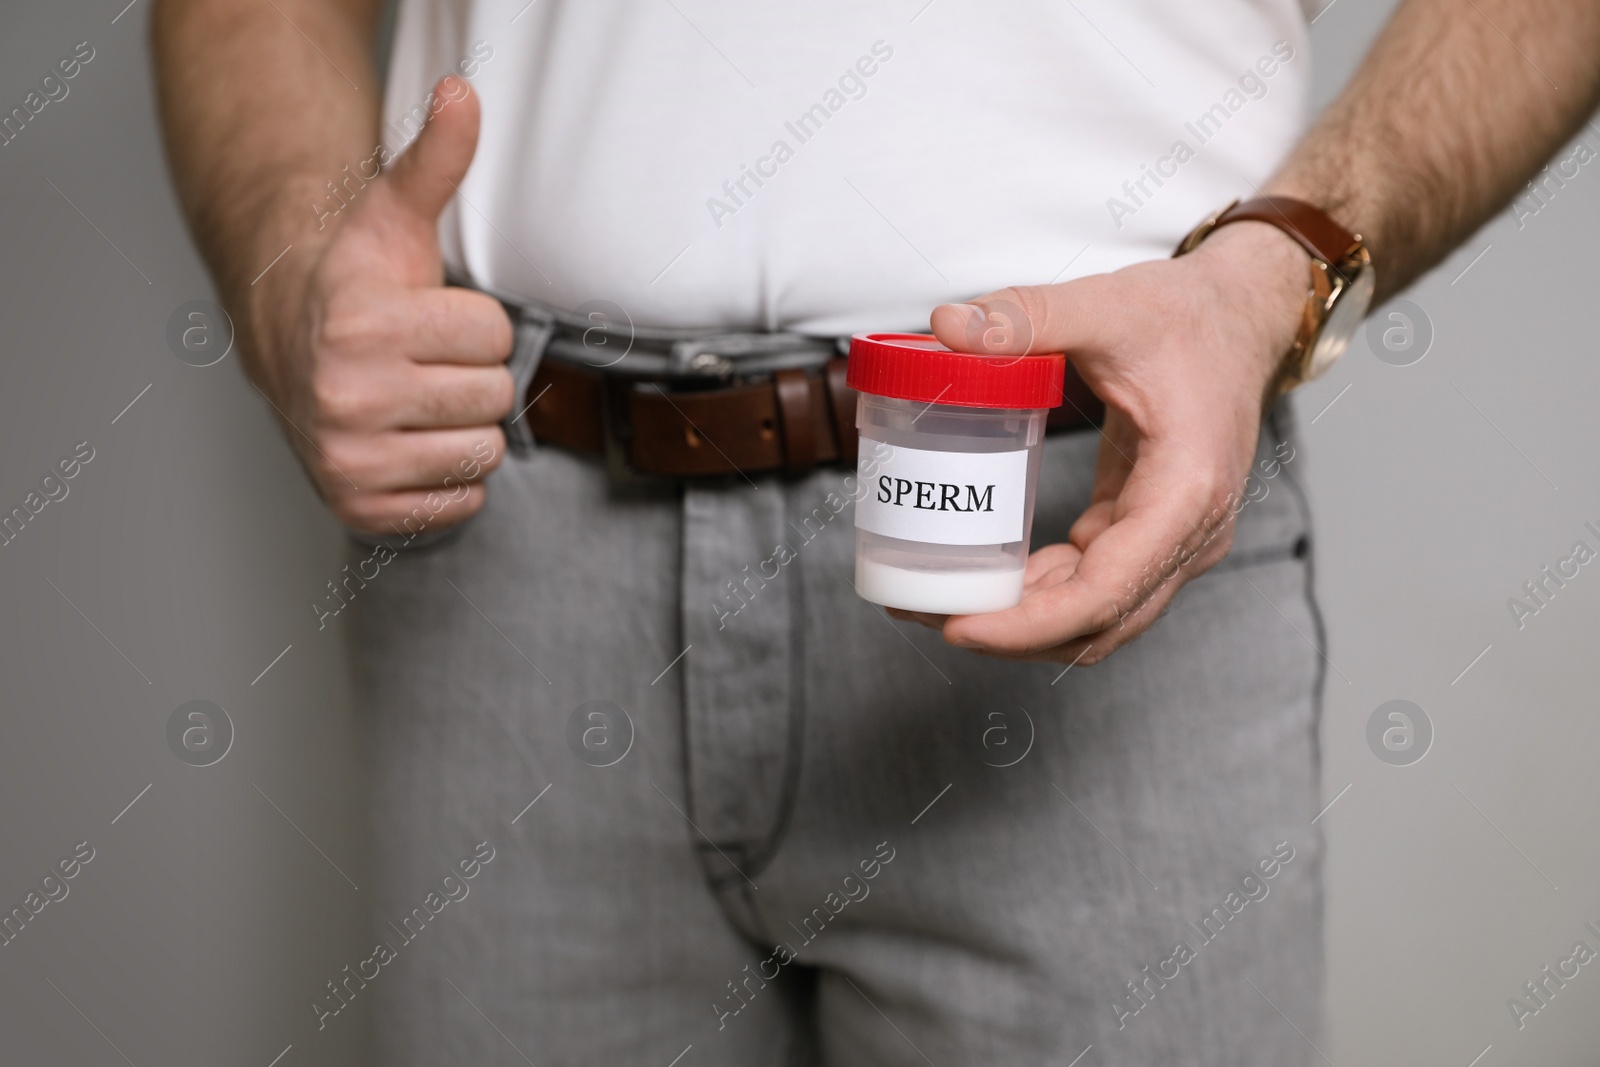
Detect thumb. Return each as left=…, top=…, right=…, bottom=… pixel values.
left=930, top=280, right=1115, bottom=357
left=385, top=75, right=481, bottom=222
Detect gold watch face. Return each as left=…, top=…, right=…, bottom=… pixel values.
left=1306, top=262, right=1376, bottom=380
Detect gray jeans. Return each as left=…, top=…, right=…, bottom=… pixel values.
left=351, top=407, right=1325, bottom=1066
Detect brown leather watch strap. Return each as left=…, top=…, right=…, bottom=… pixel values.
left=1208, top=196, right=1361, bottom=265
left=522, top=355, right=1103, bottom=479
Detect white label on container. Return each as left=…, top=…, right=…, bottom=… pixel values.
left=855, top=444, right=1029, bottom=546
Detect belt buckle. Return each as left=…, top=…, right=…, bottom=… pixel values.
left=669, top=334, right=837, bottom=381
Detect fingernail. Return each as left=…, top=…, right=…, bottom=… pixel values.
left=950, top=303, right=987, bottom=331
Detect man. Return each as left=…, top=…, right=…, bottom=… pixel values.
left=154, top=0, right=1600, bottom=1062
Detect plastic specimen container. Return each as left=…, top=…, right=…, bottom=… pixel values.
left=846, top=332, right=1066, bottom=614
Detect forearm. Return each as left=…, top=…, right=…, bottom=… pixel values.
left=1268, top=0, right=1600, bottom=299
left=152, top=0, right=381, bottom=306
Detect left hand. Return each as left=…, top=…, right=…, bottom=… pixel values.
left=892, top=221, right=1309, bottom=665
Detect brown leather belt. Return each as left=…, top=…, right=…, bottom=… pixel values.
left=520, top=354, right=1105, bottom=480
left=468, top=278, right=1104, bottom=480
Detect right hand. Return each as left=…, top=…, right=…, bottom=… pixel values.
left=242, top=77, right=514, bottom=535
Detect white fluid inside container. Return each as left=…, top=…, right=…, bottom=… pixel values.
left=856, top=556, right=1025, bottom=615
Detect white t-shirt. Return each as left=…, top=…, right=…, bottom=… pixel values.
left=384, top=0, right=1310, bottom=334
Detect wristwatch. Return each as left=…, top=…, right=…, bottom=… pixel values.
left=1175, top=196, right=1375, bottom=396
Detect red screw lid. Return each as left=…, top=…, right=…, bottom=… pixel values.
left=846, top=333, right=1066, bottom=410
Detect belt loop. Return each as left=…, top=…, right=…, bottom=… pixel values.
left=502, top=302, right=556, bottom=457
left=773, top=369, right=817, bottom=473
left=825, top=359, right=859, bottom=465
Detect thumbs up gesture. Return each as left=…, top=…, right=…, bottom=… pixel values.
left=242, top=77, right=514, bottom=535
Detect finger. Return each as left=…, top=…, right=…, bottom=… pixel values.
left=929, top=275, right=1126, bottom=357
left=1063, top=414, right=1137, bottom=554
left=386, top=76, right=481, bottom=224
left=1021, top=542, right=1082, bottom=592
left=1067, top=499, right=1116, bottom=554
left=313, top=362, right=513, bottom=431
left=965, top=628, right=1111, bottom=668
left=332, top=483, right=490, bottom=537
left=944, top=441, right=1227, bottom=654
left=885, top=607, right=949, bottom=630
left=386, top=287, right=514, bottom=365
left=944, top=591, right=1160, bottom=667
left=319, top=427, right=505, bottom=493
left=394, top=364, right=516, bottom=429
